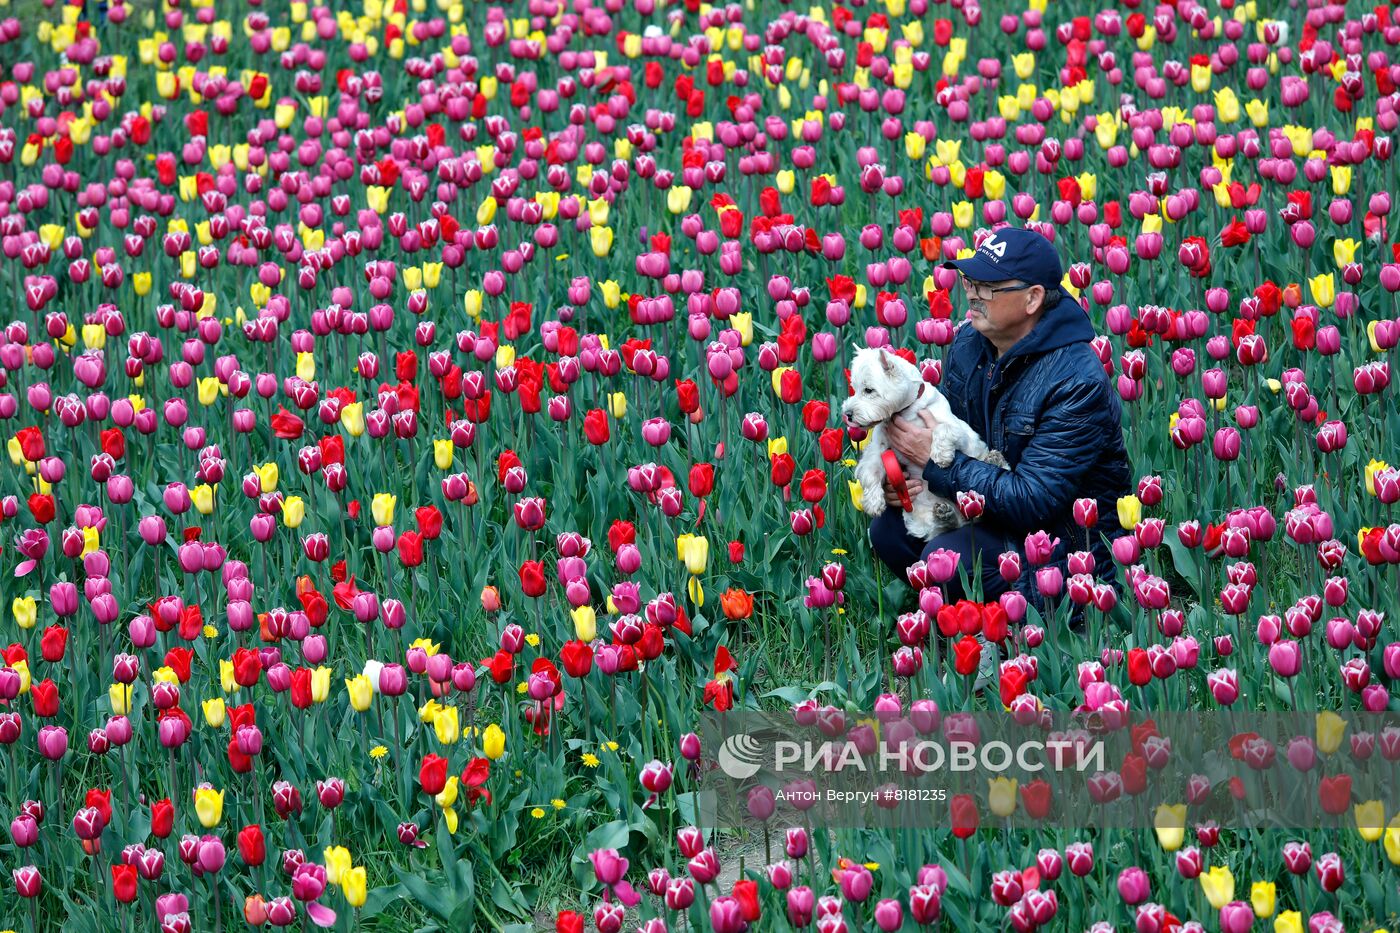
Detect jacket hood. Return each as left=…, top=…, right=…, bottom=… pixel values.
left=1013, top=294, right=1097, bottom=358
left=999, top=295, right=1097, bottom=363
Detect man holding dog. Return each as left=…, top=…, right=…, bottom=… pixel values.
left=868, top=226, right=1133, bottom=608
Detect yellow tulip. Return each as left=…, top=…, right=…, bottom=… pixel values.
left=1316, top=711, right=1346, bottom=755
left=434, top=439, right=454, bottom=470
left=1012, top=52, right=1035, bottom=80
left=483, top=723, right=505, bottom=759
left=220, top=659, right=237, bottom=693
left=345, top=675, right=373, bottom=712
left=342, top=866, right=367, bottom=907
left=1385, top=814, right=1400, bottom=865
left=296, top=352, right=315, bottom=383
left=904, top=132, right=927, bottom=161
left=495, top=344, right=516, bottom=369
left=1366, top=460, right=1391, bottom=496
left=371, top=493, right=396, bottom=526
left=12, top=597, right=36, bottom=630
left=1330, top=164, right=1352, bottom=196
left=133, top=272, right=152, bottom=296
left=608, top=392, right=627, bottom=419
left=1334, top=238, right=1359, bottom=269
left=976, top=172, right=1003, bottom=202
left=1153, top=803, right=1187, bottom=851
left=987, top=777, right=1018, bottom=818
left=1214, top=87, right=1241, bottom=123
left=776, top=170, right=795, bottom=195
left=587, top=197, right=610, bottom=227
left=435, top=776, right=459, bottom=809
left=476, top=198, right=496, bottom=225
left=194, top=787, right=224, bottom=828
left=311, top=667, right=331, bottom=704
left=951, top=201, right=974, bottom=228
left=680, top=535, right=709, bottom=575
left=323, top=847, right=352, bottom=886
left=1246, top=99, right=1269, bottom=127
left=666, top=186, right=693, bottom=214
left=1199, top=865, right=1234, bottom=910
left=110, top=683, right=135, bottom=716
left=1356, top=800, right=1385, bottom=842
left=1251, top=881, right=1276, bottom=918
left=600, top=280, right=621, bottom=309
left=433, top=707, right=460, bottom=745
left=10, top=660, right=28, bottom=694
left=201, top=697, right=226, bottom=727
left=589, top=226, right=613, bottom=257
left=281, top=496, right=305, bottom=528
left=731, top=312, right=753, bottom=347
left=1191, top=62, right=1212, bottom=92
left=442, top=805, right=459, bottom=834
left=1273, top=911, right=1303, bottom=933
left=572, top=606, right=597, bottom=642
left=463, top=289, right=482, bottom=318
left=849, top=480, right=864, bottom=511
left=1116, top=495, right=1142, bottom=530
left=341, top=402, right=365, bottom=437
left=255, top=462, right=279, bottom=494
left=1094, top=112, right=1119, bottom=149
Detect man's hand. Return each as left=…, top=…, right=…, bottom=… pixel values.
left=886, top=410, right=941, bottom=466
left=884, top=476, right=927, bottom=508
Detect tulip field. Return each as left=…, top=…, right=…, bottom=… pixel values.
left=7, top=0, right=1400, bottom=929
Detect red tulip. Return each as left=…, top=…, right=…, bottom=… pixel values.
left=238, top=824, right=266, bottom=866
left=560, top=641, right=593, bottom=678
left=419, top=754, right=448, bottom=796
left=952, top=635, right=981, bottom=677
left=110, top=863, right=138, bottom=904
left=950, top=793, right=979, bottom=839
left=770, top=453, right=795, bottom=487
left=150, top=799, right=174, bottom=838
left=397, top=531, right=425, bottom=568
left=519, top=560, right=547, bottom=597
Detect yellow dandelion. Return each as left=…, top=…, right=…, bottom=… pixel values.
left=525, top=633, right=541, bottom=647
left=582, top=753, right=601, bottom=768
left=603, top=741, right=619, bottom=752
left=530, top=807, right=546, bottom=819
left=202, top=625, right=218, bottom=639
left=551, top=799, right=566, bottom=810
left=369, top=745, right=388, bottom=759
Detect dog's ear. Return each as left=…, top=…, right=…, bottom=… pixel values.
left=878, top=348, right=895, bottom=375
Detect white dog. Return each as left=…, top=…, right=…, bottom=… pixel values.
left=842, top=347, right=1007, bottom=540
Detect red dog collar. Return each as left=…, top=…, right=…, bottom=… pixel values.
left=882, top=449, right=913, bottom=512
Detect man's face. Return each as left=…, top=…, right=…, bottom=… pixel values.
left=962, top=276, right=1040, bottom=345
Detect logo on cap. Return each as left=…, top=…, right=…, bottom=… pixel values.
left=981, top=233, right=1007, bottom=260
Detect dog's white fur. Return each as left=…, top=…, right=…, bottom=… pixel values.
left=842, top=347, right=1003, bottom=540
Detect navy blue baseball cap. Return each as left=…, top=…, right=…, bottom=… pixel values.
left=943, top=227, right=1064, bottom=291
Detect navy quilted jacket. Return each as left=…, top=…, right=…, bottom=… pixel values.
left=920, top=295, right=1133, bottom=589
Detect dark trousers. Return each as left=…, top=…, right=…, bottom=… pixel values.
left=868, top=508, right=1017, bottom=602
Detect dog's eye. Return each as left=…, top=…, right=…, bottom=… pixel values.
left=863, top=387, right=874, bottom=394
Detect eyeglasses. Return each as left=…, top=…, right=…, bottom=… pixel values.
left=960, top=276, right=1035, bottom=301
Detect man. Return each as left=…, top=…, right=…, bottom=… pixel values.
left=868, top=226, right=1132, bottom=607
